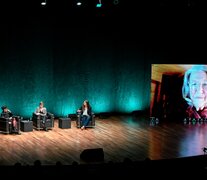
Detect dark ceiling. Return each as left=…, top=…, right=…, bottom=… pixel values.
left=1, top=0, right=205, bottom=17
left=0, top=0, right=206, bottom=28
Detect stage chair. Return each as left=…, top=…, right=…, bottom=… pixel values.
left=76, top=112, right=95, bottom=128
left=0, top=117, right=10, bottom=134
left=0, top=116, right=21, bottom=134
left=32, top=112, right=54, bottom=131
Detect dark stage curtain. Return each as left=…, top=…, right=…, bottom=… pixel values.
left=0, top=20, right=150, bottom=118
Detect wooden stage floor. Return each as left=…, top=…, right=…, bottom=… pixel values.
left=1, top=115, right=207, bottom=166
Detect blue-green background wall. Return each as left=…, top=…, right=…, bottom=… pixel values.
left=0, top=4, right=203, bottom=119
left=0, top=18, right=152, bottom=118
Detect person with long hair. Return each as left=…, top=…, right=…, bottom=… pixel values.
left=182, top=65, right=207, bottom=118
left=77, top=100, right=92, bottom=130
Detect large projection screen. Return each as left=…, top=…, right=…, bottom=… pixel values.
left=150, top=64, right=207, bottom=121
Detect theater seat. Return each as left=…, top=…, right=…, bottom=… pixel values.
left=0, top=116, right=21, bottom=134
left=32, top=112, right=54, bottom=131
left=76, top=112, right=95, bottom=128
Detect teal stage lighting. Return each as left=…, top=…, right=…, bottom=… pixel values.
left=96, top=0, right=102, bottom=7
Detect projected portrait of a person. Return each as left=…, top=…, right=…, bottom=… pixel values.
left=182, top=65, right=207, bottom=118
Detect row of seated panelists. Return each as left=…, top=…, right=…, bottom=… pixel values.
left=0, top=116, right=21, bottom=134
left=0, top=112, right=94, bottom=133
left=32, top=112, right=54, bottom=130
left=76, top=112, right=95, bottom=128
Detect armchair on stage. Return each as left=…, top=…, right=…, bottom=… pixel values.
left=0, top=116, right=21, bottom=134
left=32, top=112, right=54, bottom=131
left=76, top=112, right=95, bottom=128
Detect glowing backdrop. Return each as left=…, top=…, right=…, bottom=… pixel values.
left=0, top=21, right=150, bottom=118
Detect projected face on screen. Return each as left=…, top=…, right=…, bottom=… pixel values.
left=150, top=64, right=207, bottom=121
left=182, top=65, right=207, bottom=119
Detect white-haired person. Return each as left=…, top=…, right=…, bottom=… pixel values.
left=182, top=65, right=207, bottom=118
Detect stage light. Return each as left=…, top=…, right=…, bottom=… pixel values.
left=96, top=0, right=102, bottom=7
left=150, top=117, right=155, bottom=126
left=41, top=0, right=47, bottom=6
left=183, top=118, right=187, bottom=124
left=150, top=117, right=159, bottom=126
left=192, top=118, right=196, bottom=125
left=155, top=118, right=159, bottom=125
left=96, top=4, right=102, bottom=7
left=76, top=1, right=82, bottom=6
left=199, top=121, right=203, bottom=125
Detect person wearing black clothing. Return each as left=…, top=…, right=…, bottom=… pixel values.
left=1, top=106, right=13, bottom=118
left=1, top=105, right=19, bottom=133
left=77, top=100, right=92, bottom=130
